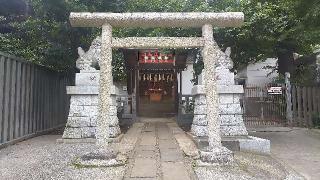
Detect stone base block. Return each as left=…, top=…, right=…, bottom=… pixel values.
left=57, top=134, right=124, bottom=144
left=199, top=146, right=233, bottom=164
left=109, top=126, right=121, bottom=138
left=75, top=72, right=99, bottom=86
left=192, top=115, right=207, bottom=126
left=238, top=136, right=270, bottom=154
left=191, top=125, right=208, bottom=137
left=62, top=126, right=121, bottom=139
left=220, top=125, right=248, bottom=136
left=222, top=136, right=270, bottom=155
left=188, top=133, right=270, bottom=155
left=73, top=149, right=127, bottom=167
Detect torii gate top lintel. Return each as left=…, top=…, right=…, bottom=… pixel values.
left=69, top=12, right=244, bottom=28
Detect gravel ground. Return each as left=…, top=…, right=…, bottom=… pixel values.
left=195, top=151, right=304, bottom=180
left=251, top=128, right=320, bottom=180
left=0, top=135, right=125, bottom=180
left=0, top=123, right=307, bottom=180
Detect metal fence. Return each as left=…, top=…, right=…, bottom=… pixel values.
left=243, top=84, right=287, bottom=127
left=0, top=52, right=74, bottom=146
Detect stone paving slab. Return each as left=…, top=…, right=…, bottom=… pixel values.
left=162, top=162, right=191, bottom=180
left=131, top=158, right=157, bottom=178
left=158, top=131, right=172, bottom=140
left=135, top=149, right=155, bottom=158
left=159, top=139, right=179, bottom=150
left=125, top=178, right=157, bottom=180
left=173, top=133, right=199, bottom=158
left=160, top=148, right=184, bottom=162
left=140, top=134, right=156, bottom=146
left=136, top=145, right=157, bottom=151
left=143, top=124, right=156, bottom=132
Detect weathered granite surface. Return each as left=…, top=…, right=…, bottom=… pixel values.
left=69, top=12, right=244, bottom=28
left=62, top=71, right=121, bottom=140
left=191, top=42, right=248, bottom=138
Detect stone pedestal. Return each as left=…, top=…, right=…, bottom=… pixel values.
left=191, top=66, right=270, bottom=155
left=199, top=146, right=233, bottom=164
left=191, top=85, right=248, bottom=137
left=61, top=71, right=121, bottom=141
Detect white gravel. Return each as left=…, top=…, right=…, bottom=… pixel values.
left=0, top=135, right=125, bottom=180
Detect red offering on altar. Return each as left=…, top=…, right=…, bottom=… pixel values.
left=148, top=88, right=163, bottom=102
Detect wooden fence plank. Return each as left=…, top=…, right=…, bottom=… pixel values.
left=302, top=87, right=308, bottom=127
left=49, top=73, right=53, bottom=127
left=9, top=60, right=16, bottom=140
left=19, top=63, right=26, bottom=137
left=312, top=87, right=318, bottom=115
left=38, top=70, right=45, bottom=130
left=28, top=65, right=35, bottom=133
left=296, top=86, right=302, bottom=126
left=14, top=62, right=22, bottom=138
left=291, top=85, right=297, bottom=125
left=53, top=74, right=57, bottom=126
left=307, top=87, right=313, bottom=126
left=0, top=56, right=6, bottom=143
left=24, top=64, right=31, bottom=134
left=32, top=66, right=37, bottom=132
left=45, top=72, right=49, bottom=129
left=318, top=87, right=320, bottom=114
left=3, top=58, right=11, bottom=142
left=34, top=68, right=40, bottom=131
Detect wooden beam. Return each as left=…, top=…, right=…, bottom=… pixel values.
left=112, top=37, right=204, bottom=48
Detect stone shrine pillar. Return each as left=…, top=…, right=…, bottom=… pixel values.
left=97, top=23, right=113, bottom=147
left=199, top=24, right=233, bottom=163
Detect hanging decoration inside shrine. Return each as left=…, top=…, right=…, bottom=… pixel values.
left=139, top=50, right=175, bottom=64
left=139, top=73, right=174, bottom=83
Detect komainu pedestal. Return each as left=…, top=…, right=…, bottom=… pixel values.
left=191, top=42, right=270, bottom=155
left=61, top=71, right=121, bottom=142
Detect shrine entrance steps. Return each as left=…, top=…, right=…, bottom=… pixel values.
left=124, top=118, right=195, bottom=180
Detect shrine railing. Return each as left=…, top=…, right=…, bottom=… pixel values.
left=177, top=94, right=194, bottom=129
left=116, top=94, right=135, bottom=123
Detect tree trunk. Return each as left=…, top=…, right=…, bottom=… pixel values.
left=276, top=42, right=295, bottom=76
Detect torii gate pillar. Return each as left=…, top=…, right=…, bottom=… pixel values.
left=70, top=12, right=244, bottom=164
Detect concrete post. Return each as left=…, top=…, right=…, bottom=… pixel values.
left=285, top=72, right=293, bottom=126
left=96, top=23, right=113, bottom=147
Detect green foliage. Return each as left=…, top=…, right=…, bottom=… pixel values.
left=215, top=0, right=320, bottom=72
left=0, top=0, right=319, bottom=84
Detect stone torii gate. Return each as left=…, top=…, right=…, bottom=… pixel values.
left=69, top=12, right=244, bottom=163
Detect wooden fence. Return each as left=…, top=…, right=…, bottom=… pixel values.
left=0, top=52, right=74, bottom=146
left=291, top=85, right=320, bottom=127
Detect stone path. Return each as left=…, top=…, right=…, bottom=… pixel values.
left=124, top=119, right=194, bottom=180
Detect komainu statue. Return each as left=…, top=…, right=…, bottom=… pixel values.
left=216, top=47, right=233, bottom=70
left=76, top=36, right=102, bottom=71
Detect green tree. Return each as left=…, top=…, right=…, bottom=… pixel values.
left=215, top=0, right=320, bottom=84
left=1, top=0, right=319, bottom=84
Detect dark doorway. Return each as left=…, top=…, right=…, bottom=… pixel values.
left=138, top=70, right=177, bottom=117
